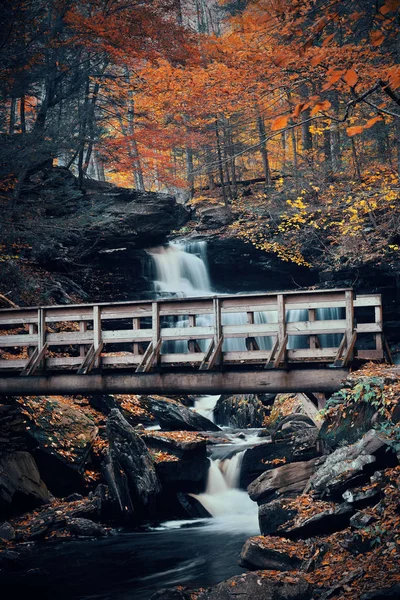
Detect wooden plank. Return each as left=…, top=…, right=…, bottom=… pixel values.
left=342, top=331, right=357, bottom=366
left=308, top=309, right=317, bottom=350
left=188, top=315, right=196, bottom=353
left=264, top=336, right=279, bottom=369
left=0, top=359, right=28, bottom=369
left=334, top=334, right=347, bottom=367
left=353, top=295, right=382, bottom=307
left=357, top=349, right=385, bottom=360
left=355, top=323, right=382, bottom=333
left=152, top=302, right=160, bottom=368
left=345, top=290, right=354, bottom=348
left=133, top=317, right=140, bottom=355
left=160, top=326, right=214, bottom=340
left=160, top=353, right=204, bottom=364
left=20, top=342, right=48, bottom=376
left=79, top=321, right=87, bottom=357
left=375, top=304, right=383, bottom=352
left=206, top=336, right=224, bottom=370
left=199, top=340, right=215, bottom=370
left=136, top=342, right=154, bottom=373
left=273, top=333, right=288, bottom=368
left=0, top=334, right=44, bottom=347
left=143, top=339, right=162, bottom=373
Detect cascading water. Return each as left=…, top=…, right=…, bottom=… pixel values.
left=147, top=240, right=343, bottom=352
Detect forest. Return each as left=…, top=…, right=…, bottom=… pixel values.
left=1, top=2, right=400, bottom=600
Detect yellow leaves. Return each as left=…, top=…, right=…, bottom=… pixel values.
left=370, top=30, right=385, bottom=46
left=271, top=114, right=290, bottom=131
left=344, top=69, right=358, bottom=87
left=310, top=100, right=331, bottom=116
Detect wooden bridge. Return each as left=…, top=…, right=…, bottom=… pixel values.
left=0, top=288, right=385, bottom=395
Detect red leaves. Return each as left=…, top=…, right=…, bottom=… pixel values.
left=310, top=100, right=331, bottom=116
left=344, top=69, right=358, bottom=87
left=370, top=30, right=385, bottom=46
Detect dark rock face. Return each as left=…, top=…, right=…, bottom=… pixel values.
left=214, top=395, right=266, bottom=428
left=176, top=492, right=212, bottom=519
left=22, top=396, right=98, bottom=496
left=104, top=409, right=161, bottom=521
left=258, top=498, right=298, bottom=536
left=151, top=589, right=191, bottom=600
left=360, top=585, right=400, bottom=599
left=279, top=503, right=354, bottom=539
left=142, top=433, right=209, bottom=492
left=197, top=572, right=312, bottom=600
left=0, top=451, right=51, bottom=518
left=239, top=537, right=304, bottom=571
left=272, top=415, right=316, bottom=442
left=308, top=429, right=389, bottom=500
left=240, top=428, right=320, bottom=489
left=248, top=457, right=322, bottom=505
left=319, top=395, right=377, bottom=450
left=146, top=398, right=221, bottom=432
left=65, top=518, right=107, bottom=538
left=195, top=204, right=233, bottom=230
left=0, top=405, right=27, bottom=453
left=205, top=236, right=316, bottom=294
left=0, top=522, right=15, bottom=542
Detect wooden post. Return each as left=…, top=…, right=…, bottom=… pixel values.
left=152, top=302, right=160, bottom=366
left=276, top=294, right=287, bottom=365
left=213, top=298, right=222, bottom=366
left=188, top=314, right=196, bottom=353
left=309, top=308, right=317, bottom=350
left=345, top=290, right=354, bottom=350
left=93, top=306, right=102, bottom=368
left=133, top=317, right=140, bottom=355
left=38, top=308, right=46, bottom=370
left=79, top=321, right=87, bottom=358
left=375, top=303, right=383, bottom=353
left=28, top=323, right=37, bottom=357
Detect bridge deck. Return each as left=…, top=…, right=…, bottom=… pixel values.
left=0, top=288, right=384, bottom=394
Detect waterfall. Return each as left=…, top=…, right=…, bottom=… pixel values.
left=190, top=450, right=259, bottom=533
left=193, top=395, right=220, bottom=422
left=147, top=241, right=342, bottom=352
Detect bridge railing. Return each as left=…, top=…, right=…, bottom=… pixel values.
left=0, top=288, right=384, bottom=375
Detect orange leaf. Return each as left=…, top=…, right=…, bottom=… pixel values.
left=310, top=52, right=324, bottom=67
left=347, top=125, right=364, bottom=136
left=322, top=33, right=335, bottom=47
left=293, top=103, right=306, bottom=118
left=364, top=116, right=383, bottom=129
left=310, top=100, right=331, bottom=116
left=344, top=69, right=358, bottom=87
left=271, top=115, right=290, bottom=131
left=370, top=30, right=385, bottom=46
left=321, top=69, right=346, bottom=90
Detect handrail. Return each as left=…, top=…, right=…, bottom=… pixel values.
left=0, top=289, right=384, bottom=374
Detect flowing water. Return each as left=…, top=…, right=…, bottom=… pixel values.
left=6, top=240, right=343, bottom=599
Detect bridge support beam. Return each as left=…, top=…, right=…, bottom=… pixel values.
left=0, top=368, right=349, bottom=396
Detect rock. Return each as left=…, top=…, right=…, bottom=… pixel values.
left=239, top=536, right=304, bottom=571
left=0, top=549, right=20, bottom=569
left=0, top=405, right=27, bottom=453
left=0, top=451, right=51, bottom=518
left=145, top=397, right=220, bottom=432
left=279, top=503, right=354, bottom=539
left=66, top=517, right=107, bottom=538
left=0, top=522, right=15, bottom=542
left=307, top=429, right=390, bottom=500
left=360, top=585, right=400, bottom=599
left=248, top=457, right=322, bottom=505
left=21, top=396, right=98, bottom=496
left=258, top=498, right=299, bottom=536
left=195, top=204, right=233, bottom=230
left=11, top=496, right=102, bottom=541
left=104, top=409, right=162, bottom=520
left=64, top=493, right=84, bottom=502
left=342, top=485, right=381, bottom=506
left=150, top=589, right=191, bottom=600
left=214, top=394, right=266, bottom=428
left=272, top=415, right=316, bottom=442
left=240, top=428, right=320, bottom=489
left=349, top=511, right=376, bottom=529
left=198, top=571, right=312, bottom=600
left=176, top=493, right=212, bottom=519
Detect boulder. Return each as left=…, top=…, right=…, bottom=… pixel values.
left=146, top=398, right=220, bottom=432
left=248, top=457, right=322, bottom=505
left=197, top=572, right=312, bottom=600
left=0, top=451, right=51, bottom=518
left=240, top=428, right=320, bottom=489
left=342, top=485, right=381, bottom=506
left=21, top=396, right=98, bottom=496
left=258, top=498, right=299, bottom=536
left=272, top=415, right=316, bottom=442
left=239, top=537, right=305, bottom=571
left=195, top=204, right=233, bottom=230
left=151, top=590, right=191, bottom=600
left=349, top=511, right=376, bottom=529
left=0, top=522, right=15, bottom=542
left=307, top=429, right=389, bottom=500
left=0, top=405, right=27, bottom=453
left=214, top=394, right=266, bottom=428
left=278, top=503, right=354, bottom=539
left=176, top=493, right=212, bottom=519
left=65, top=518, right=107, bottom=538
left=360, top=585, right=400, bottom=600
left=104, top=409, right=162, bottom=520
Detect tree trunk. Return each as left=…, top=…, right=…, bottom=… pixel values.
left=77, top=76, right=90, bottom=189
left=9, top=98, right=17, bottom=134
left=256, top=113, right=271, bottom=185
left=185, top=146, right=195, bottom=198
left=301, top=109, right=313, bottom=151
left=351, top=137, right=362, bottom=182
left=225, top=117, right=237, bottom=198
left=329, top=92, right=341, bottom=174
left=290, top=125, right=299, bottom=192
left=126, top=71, right=145, bottom=191
left=215, top=119, right=228, bottom=206
left=395, top=118, right=400, bottom=180
left=20, top=96, right=26, bottom=134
